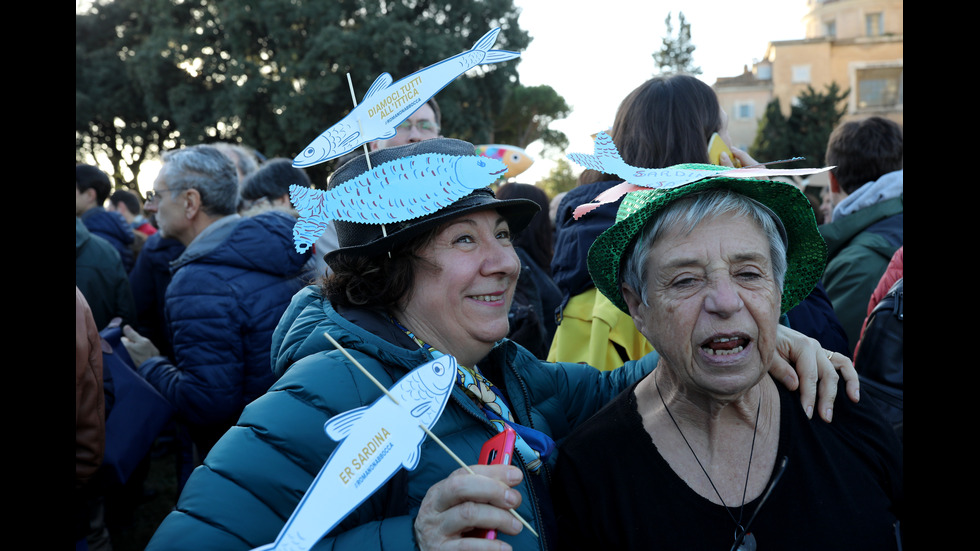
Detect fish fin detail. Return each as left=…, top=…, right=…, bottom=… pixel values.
left=363, top=73, right=393, bottom=101
left=471, top=27, right=501, bottom=52
left=379, top=128, right=397, bottom=139
left=403, top=448, right=422, bottom=470
left=481, top=50, right=521, bottom=64
left=566, top=152, right=606, bottom=173
left=324, top=406, right=369, bottom=441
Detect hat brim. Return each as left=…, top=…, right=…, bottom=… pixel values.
left=588, top=166, right=827, bottom=315
left=324, top=189, right=540, bottom=267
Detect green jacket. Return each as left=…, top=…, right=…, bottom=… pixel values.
left=820, top=194, right=903, bottom=354
left=146, top=285, right=656, bottom=551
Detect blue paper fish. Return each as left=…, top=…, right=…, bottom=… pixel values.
left=567, top=131, right=833, bottom=219
left=475, top=144, right=534, bottom=179
left=293, top=28, right=520, bottom=168
left=252, top=355, right=457, bottom=551
left=289, top=153, right=508, bottom=253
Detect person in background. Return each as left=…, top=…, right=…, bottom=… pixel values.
left=238, top=157, right=311, bottom=215
left=76, top=217, right=136, bottom=330
left=820, top=116, right=903, bottom=354
left=76, top=286, right=108, bottom=550
left=77, top=164, right=136, bottom=272
left=141, top=139, right=855, bottom=551
left=549, top=75, right=848, bottom=370
left=120, top=145, right=312, bottom=464
left=211, top=142, right=262, bottom=183
left=108, top=189, right=157, bottom=236
left=496, top=182, right=562, bottom=359
left=552, top=168, right=901, bottom=549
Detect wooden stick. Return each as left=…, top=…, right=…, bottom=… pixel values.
left=344, top=73, right=388, bottom=247
left=322, top=332, right=539, bottom=538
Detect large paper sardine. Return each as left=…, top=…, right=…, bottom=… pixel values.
left=252, top=355, right=457, bottom=551
left=568, top=131, right=832, bottom=218
left=293, top=27, right=520, bottom=168
left=289, top=153, right=507, bottom=253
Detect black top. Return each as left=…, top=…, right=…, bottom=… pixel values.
left=552, top=376, right=903, bottom=550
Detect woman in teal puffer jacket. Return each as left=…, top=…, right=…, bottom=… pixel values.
left=145, top=139, right=855, bottom=551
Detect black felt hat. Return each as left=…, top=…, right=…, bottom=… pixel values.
left=323, top=138, right=540, bottom=269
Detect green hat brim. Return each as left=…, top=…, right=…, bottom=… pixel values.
left=587, top=165, right=827, bottom=315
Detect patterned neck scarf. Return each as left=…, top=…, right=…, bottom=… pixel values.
left=391, top=316, right=555, bottom=473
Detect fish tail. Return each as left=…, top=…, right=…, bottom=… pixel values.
left=566, top=152, right=606, bottom=173
left=471, top=27, right=520, bottom=65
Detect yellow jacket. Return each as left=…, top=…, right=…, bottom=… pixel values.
left=547, top=288, right=655, bottom=371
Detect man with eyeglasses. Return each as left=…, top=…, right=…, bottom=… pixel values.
left=369, top=97, right=442, bottom=150
left=121, top=144, right=314, bottom=466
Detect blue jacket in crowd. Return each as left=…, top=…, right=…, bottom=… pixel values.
left=137, top=210, right=313, bottom=454
left=80, top=207, right=136, bottom=273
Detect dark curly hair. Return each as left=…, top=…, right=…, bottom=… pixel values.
left=320, top=225, right=442, bottom=309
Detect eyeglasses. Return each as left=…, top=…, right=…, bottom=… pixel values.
left=145, top=188, right=180, bottom=204
left=395, top=119, right=439, bottom=135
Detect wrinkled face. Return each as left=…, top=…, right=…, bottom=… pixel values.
left=144, top=172, right=189, bottom=244
left=372, top=104, right=440, bottom=149
left=623, top=213, right=781, bottom=398
left=396, top=209, right=520, bottom=366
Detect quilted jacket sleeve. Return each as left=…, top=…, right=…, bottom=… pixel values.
left=138, top=269, right=248, bottom=428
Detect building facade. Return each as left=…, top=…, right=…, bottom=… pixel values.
left=714, top=0, right=903, bottom=159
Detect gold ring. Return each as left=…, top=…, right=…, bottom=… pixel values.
left=826, top=350, right=834, bottom=360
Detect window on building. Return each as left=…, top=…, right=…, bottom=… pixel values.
left=824, top=20, right=836, bottom=38
left=866, top=12, right=884, bottom=36
left=791, top=65, right=811, bottom=84
left=733, top=101, right=755, bottom=120
left=856, top=66, right=903, bottom=110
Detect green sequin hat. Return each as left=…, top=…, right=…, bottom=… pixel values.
left=587, top=164, right=827, bottom=315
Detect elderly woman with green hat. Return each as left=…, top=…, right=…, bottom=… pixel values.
left=551, top=166, right=902, bottom=550
left=144, top=141, right=858, bottom=551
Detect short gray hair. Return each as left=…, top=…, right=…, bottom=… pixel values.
left=622, top=189, right=788, bottom=306
left=160, top=145, right=240, bottom=216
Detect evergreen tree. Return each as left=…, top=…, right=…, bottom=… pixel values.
left=652, top=12, right=701, bottom=76
left=493, top=84, right=571, bottom=154
left=751, top=82, right=849, bottom=170
left=537, top=158, right=578, bottom=198
left=76, top=0, right=531, bottom=187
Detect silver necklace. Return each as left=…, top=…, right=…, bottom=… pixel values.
left=655, top=376, right=760, bottom=551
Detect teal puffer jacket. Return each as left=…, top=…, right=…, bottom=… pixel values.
left=146, top=285, right=656, bottom=551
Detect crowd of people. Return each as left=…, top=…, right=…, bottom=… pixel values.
left=76, top=75, right=902, bottom=550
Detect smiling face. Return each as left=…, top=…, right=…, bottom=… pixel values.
left=394, top=209, right=520, bottom=367
left=623, top=212, right=781, bottom=399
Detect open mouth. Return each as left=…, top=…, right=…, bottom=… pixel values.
left=701, top=335, right=750, bottom=356
left=469, top=293, right=504, bottom=304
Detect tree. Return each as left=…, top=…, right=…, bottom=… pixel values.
left=652, top=12, right=700, bottom=76
left=76, top=0, right=531, bottom=188
left=750, top=82, right=850, bottom=170
left=492, top=84, right=571, bottom=154
left=537, top=158, right=578, bottom=199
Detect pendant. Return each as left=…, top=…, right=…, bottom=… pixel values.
left=737, top=532, right=757, bottom=551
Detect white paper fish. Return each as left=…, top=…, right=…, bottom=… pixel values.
left=293, top=27, right=520, bottom=168
left=568, top=131, right=832, bottom=219
left=252, top=355, right=457, bottom=551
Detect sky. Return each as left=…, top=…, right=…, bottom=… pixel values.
left=130, top=0, right=811, bottom=191
left=509, top=0, right=810, bottom=184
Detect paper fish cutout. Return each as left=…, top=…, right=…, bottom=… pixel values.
left=475, top=144, right=534, bottom=179
left=289, top=154, right=507, bottom=253
left=293, top=28, right=520, bottom=168
left=568, top=131, right=832, bottom=219
left=252, top=355, right=457, bottom=551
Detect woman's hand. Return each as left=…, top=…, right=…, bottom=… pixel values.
left=769, top=326, right=860, bottom=422
left=415, top=464, right=524, bottom=550
left=720, top=147, right=759, bottom=168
